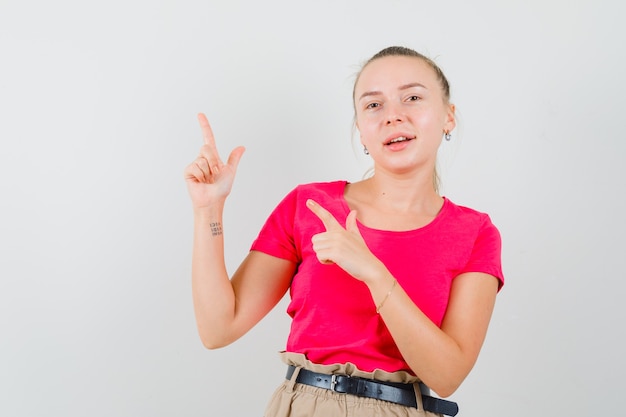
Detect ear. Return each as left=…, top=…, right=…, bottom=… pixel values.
left=444, top=103, right=456, bottom=133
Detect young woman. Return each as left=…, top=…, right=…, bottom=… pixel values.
left=184, top=46, right=504, bottom=417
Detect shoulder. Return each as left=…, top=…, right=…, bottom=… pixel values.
left=444, top=199, right=504, bottom=288
left=442, top=198, right=501, bottom=239
left=275, top=181, right=349, bottom=224
left=444, top=198, right=496, bottom=226
left=283, top=181, right=348, bottom=205
left=272, top=181, right=348, bottom=214
left=292, top=181, right=348, bottom=196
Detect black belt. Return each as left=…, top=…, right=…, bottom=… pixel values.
left=286, top=366, right=459, bottom=416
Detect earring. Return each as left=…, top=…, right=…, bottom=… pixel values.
left=444, top=131, right=452, bottom=141
left=363, top=146, right=369, bottom=155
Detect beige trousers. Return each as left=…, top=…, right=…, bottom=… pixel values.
left=263, top=352, right=442, bottom=417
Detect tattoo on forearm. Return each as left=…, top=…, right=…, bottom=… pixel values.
left=210, top=222, right=223, bottom=237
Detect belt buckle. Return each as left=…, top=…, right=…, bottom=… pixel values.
left=330, top=374, right=353, bottom=394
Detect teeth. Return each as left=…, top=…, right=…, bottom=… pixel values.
left=389, top=136, right=407, bottom=144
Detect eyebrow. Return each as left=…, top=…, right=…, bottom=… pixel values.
left=358, top=82, right=427, bottom=101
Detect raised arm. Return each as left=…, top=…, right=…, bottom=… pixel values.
left=184, top=113, right=295, bottom=349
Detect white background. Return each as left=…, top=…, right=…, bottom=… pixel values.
left=1, top=1, right=625, bottom=416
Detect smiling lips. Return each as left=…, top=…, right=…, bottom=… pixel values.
left=385, top=135, right=416, bottom=146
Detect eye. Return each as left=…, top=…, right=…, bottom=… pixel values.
left=407, top=95, right=420, bottom=102
left=366, top=102, right=380, bottom=109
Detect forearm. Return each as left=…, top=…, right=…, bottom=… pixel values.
left=191, top=204, right=237, bottom=349
left=376, top=284, right=467, bottom=396
left=367, top=273, right=496, bottom=397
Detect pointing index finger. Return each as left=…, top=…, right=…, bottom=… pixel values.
left=306, top=199, right=343, bottom=231
left=197, top=113, right=217, bottom=148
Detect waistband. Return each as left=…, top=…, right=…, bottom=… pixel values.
left=286, top=365, right=459, bottom=416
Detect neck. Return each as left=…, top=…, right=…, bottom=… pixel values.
left=364, top=170, right=442, bottom=214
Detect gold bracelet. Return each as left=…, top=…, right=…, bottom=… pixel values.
left=376, top=279, right=397, bottom=314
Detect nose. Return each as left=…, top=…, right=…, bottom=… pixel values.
left=384, top=102, right=404, bottom=125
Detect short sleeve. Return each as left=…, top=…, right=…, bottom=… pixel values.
left=460, top=215, right=505, bottom=290
left=250, top=187, right=300, bottom=263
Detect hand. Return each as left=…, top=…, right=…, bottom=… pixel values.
left=306, top=199, right=387, bottom=283
left=184, top=113, right=245, bottom=209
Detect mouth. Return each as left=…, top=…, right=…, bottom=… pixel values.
left=385, top=135, right=415, bottom=146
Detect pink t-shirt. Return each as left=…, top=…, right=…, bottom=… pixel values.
left=251, top=181, right=504, bottom=373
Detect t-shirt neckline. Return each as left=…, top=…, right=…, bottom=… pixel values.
left=337, top=180, right=449, bottom=235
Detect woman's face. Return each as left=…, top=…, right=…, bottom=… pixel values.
left=354, top=56, right=455, bottom=176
